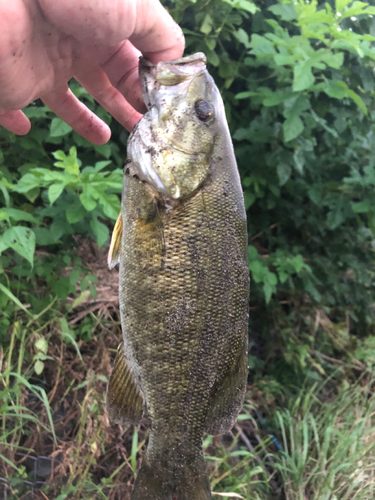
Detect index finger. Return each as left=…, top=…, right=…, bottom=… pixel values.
left=39, top=0, right=185, bottom=63
left=129, top=0, right=185, bottom=63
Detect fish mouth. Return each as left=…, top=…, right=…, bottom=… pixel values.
left=139, top=53, right=207, bottom=110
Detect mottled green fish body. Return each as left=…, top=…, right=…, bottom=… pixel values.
left=107, top=53, right=250, bottom=500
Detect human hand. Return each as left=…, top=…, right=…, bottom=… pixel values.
left=0, top=0, right=184, bottom=144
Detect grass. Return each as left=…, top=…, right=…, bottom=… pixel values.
left=2, top=315, right=375, bottom=500
left=2, top=243, right=375, bottom=499
left=272, top=377, right=375, bottom=500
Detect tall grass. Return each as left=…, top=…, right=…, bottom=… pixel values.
left=271, top=377, right=375, bottom=500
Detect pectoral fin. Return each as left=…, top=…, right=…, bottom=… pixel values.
left=107, top=343, right=144, bottom=424
left=108, top=212, right=123, bottom=269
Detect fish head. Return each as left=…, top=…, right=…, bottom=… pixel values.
left=127, top=53, right=224, bottom=199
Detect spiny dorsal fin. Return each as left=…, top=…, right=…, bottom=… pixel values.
left=108, top=212, right=123, bottom=270
left=107, top=343, right=144, bottom=424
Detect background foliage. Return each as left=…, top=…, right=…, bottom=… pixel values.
left=2, top=0, right=375, bottom=498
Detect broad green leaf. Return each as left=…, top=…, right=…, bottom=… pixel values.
left=323, top=80, right=367, bottom=114
left=222, top=0, right=257, bottom=13
left=1, top=226, right=35, bottom=265
left=206, top=49, right=220, bottom=67
left=94, top=160, right=112, bottom=172
left=283, top=114, right=304, bottom=142
left=269, top=3, right=296, bottom=21
left=90, top=217, right=109, bottom=247
left=277, top=163, right=292, bottom=186
left=345, top=88, right=367, bottom=114
left=200, top=13, right=213, bottom=34
left=0, top=208, right=38, bottom=224
left=35, top=338, right=48, bottom=354
left=48, top=183, right=65, bottom=205
left=243, top=191, right=255, bottom=209
left=320, top=51, right=344, bottom=69
left=14, top=173, right=43, bottom=193
left=49, top=118, right=72, bottom=137
left=23, top=106, right=50, bottom=119
left=94, top=143, right=112, bottom=159
left=310, top=109, right=338, bottom=137
left=34, top=360, right=45, bottom=375
left=293, top=61, right=315, bottom=91
left=205, top=38, right=216, bottom=51
left=100, top=193, right=121, bottom=220
left=52, top=150, right=66, bottom=161
left=274, top=54, right=296, bottom=66
left=352, top=200, right=372, bottom=213
left=324, top=80, right=348, bottom=99
left=249, top=34, right=276, bottom=56
left=235, top=28, right=250, bottom=47
left=80, top=187, right=97, bottom=212
left=66, top=200, right=87, bottom=224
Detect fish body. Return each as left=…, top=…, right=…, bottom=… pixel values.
left=107, top=53, right=249, bottom=500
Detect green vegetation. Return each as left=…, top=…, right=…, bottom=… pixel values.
left=2, top=0, right=375, bottom=498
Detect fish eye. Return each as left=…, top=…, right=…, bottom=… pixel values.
left=194, top=99, right=213, bottom=122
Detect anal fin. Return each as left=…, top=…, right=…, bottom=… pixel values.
left=107, top=343, right=143, bottom=424
left=204, top=338, right=248, bottom=435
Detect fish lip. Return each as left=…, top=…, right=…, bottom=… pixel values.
left=139, top=52, right=207, bottom=72
left=139, top=53, right=208, bottom=109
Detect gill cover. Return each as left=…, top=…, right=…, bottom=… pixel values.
left=127, top=53, right=223, bottom=200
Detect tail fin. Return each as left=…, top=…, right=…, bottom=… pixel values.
left=131, top=444, right=212, bottom=500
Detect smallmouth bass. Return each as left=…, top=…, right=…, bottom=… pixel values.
left=107, top=53, right=250, bottom=500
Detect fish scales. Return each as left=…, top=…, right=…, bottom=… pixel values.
left=107, top=53, right=250, bottom=500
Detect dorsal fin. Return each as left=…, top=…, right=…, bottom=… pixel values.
left=108, top=212, right=123, bottom=269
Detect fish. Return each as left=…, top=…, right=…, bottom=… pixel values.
left=107, top=52, right=250, bottom=500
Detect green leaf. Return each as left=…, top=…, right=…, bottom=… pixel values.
left=50, top=118, right=72, bottom=137
left=235, top=91, right=258, bottom=100
left=1, top=226, right=35, bottom=265
left=35, top=338, right=48, bottom=354
left=98, top=193, right=121, bottom=220
left=235, top=28, right=250, bottom=48
left=283, top=114, right=304, bottom=142
left=72, top=290, right=91, bottom=309
left=34, top=360, right=45, bottom=375
left=293, top=61, right=315, bottom=91
left=52, top=150, right=66, bottom=161
left=14, top=172, right=43, bottom=193
left=268, top=3, right=296, bottom=21
left=320, top=51, right=344, bottom=70
left=90, top=217, right=109, bottom=247
left=200, top=13, right=213, bottom=34
left=0, top=283, right=34, bottom=317
left=243, top=191, right=255, bottom=209
left=23, top=106, right=50, bottom=119
left=80, top=188, right=97, bottom=212
left=94, top=160, right=112, bottom=172
left=48, top=183, right=65, bottom=205
left=94, top=144, right=112, bottom=159
left=277, top=163, right=292, bottom=186
left=263, top=281, right=274, bottom=304
left=324, top=80, right=367, bottom=113
left=206, top=49, right=220, bottom=67
left=66, top=199, right=87, bottom=224
left=222, top=0, right=257, bottom=13
left=0, top=208, right=38, bottom=224
left=352, top=200, right=372, bottom=213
